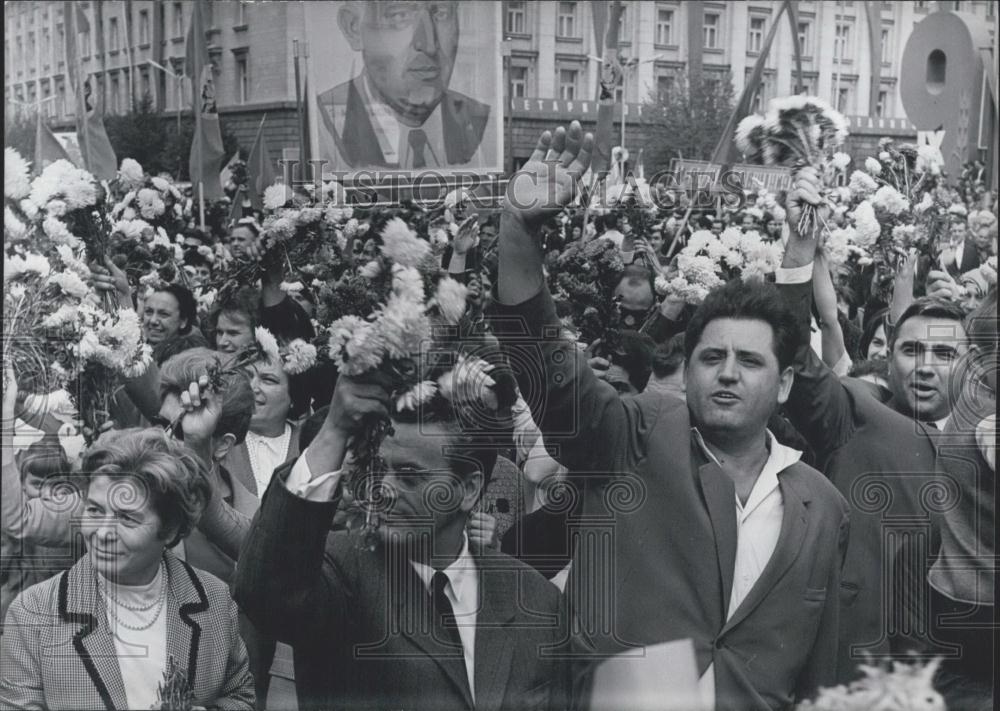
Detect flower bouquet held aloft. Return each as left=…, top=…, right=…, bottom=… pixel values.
left=547, top=236, right=625, bottom=345
left=735, top=96, right=849, bottom=237
left=321, top=217, right=492, bottom=547
left=796, top=656, right=944, bottom=711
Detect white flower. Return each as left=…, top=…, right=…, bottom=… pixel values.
left=380, top=217, right=430, bottom=267
left=849, top=170, right=879, bottom=197
left=830, top=152, right=851, bottom=171
left=377, top=293, right=432, bottom=359
left=43, top=216, right=79, bottom=247
left=263, top=183, right=291, bottom=211
left=821, top=227, right=854, bottom=266
left=444, top=188, right=469, bottom=210
left=119, top=158, right=145, bottom=188
left=872, top=185, right=910, bottom=216
left=42, top=303, right=79, bottom=329
left=396, top=381, right=438, bottom=412
left=359, top=260, right=383, bottom=279
left=46, top=199, right=69, bottom=217
left=280, top=280, right=304, bottom=294
left=5, top=252, right=52, bottom=280
left=29, top=160, right=98, bottom=210
left=734, top=114, right=765, bottom=155
left=685, top=230, right=717, bottom=254
left=322, top=180, right=345, bottom=204
left=8, top=283, right=27, bottom=300
left=947, top=203, right=967, bottom=216
left=113, top=219, right=153, bottom=241
left=4, top=207, right=27, bottom=240
left=4, top=147, right=32, bottom=200
left=55, top=244, right=91, bottom=278
left=914, top=192, right=934, bottom=214
left=438, top=355, right=495, bottom=403
left=391, top=265, right=425, bottom=302
left=282, top=339, right=318, bottom=375
left=48, top=270, right=91, bottom=300
left=19, top=199, right=39, bottom=219
left=864, top=157, right=882, bottom=176
left=878, top=151, right=891, bottom=162
left=769, top=204, right=787, bottom=223
left=150, top=176, right=172, bottom=193
left=136, top=188, right=165, bottom=219
left=329, top=317, right=385, bottom=376
left=267, top=216, right=296, bottom=240
left=254, top=326, right=282, bottom=362
left=433, top=277, right=468, bottom=325
left=851, top=201, right=881, bottom=247
left=915, top=144, right=943, bottom=175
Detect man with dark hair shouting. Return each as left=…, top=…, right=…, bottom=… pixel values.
left=490, top=122, right=850, bottom=710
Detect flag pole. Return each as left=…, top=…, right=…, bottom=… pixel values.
left=199, top=181, right=206, bottom=229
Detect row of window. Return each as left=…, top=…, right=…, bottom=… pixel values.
left=506, top=1, right=901, bottom=60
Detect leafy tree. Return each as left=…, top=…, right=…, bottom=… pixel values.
left=642, top=71, right=735, bottom=174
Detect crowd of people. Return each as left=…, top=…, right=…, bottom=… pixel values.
left=1, top=117, right=996, bottom=711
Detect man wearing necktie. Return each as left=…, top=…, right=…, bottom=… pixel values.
left=235, top=360, right=573, bottom=711
left=317, top=1, right=491, bottom=172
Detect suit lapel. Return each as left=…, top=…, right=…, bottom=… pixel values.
left=474, top=556, right=519, bottom=711
left=696, top=461, right=737, bottom=615
left=721, top=472, right=809, bottom=635
left=60, top=558, right=129, bottom=710
left=394, top=562, right=475, bottom=709
left=226, top=443, right=256, bottom=497
left=164, top=553, right=209, bottom=690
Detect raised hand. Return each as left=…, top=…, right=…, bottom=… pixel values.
left=452, top=215, right=480, bottom=256
left=505, top=122, right=594, bottom=231
left=90, top=256, right=133, bottom=307
left=467, top=512, right=499, bottom=551
left=178, top=375, right=224, bottom=447
left=785, top=166, right=828, bottom=235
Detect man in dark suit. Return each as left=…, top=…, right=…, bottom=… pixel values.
left=492, top=123, right=850, bottom=710
left=942, top=216, right=981, bottom=278
left=773, top=168, right=977, bottom=683
left=317, top=1, right=490, bottom=171
left=234, top=369, right=572, bottom=710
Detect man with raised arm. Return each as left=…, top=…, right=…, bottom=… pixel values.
left=490, top=123, right=850, bottom=709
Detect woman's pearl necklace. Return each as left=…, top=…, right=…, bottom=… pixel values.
left=98, top=561, right=168, bottom=632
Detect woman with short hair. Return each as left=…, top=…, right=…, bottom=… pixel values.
left=0, top=428, right=255, bottom=711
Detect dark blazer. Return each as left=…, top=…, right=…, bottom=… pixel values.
left=233, top=464, right=570, bottom=711
left=944, top=241, right=981, bottom=279
left=490, top=288, right=850, bottom=710
left=777, top=280, right=942, bottom=683
left=0, top=551, right=254, bottom=710
left=223, top=421, right=303, bottom=498
left=318, top=75, right=490, bottom=169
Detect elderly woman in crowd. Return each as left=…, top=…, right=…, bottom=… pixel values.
left=0, top=428, right=255, bottom=710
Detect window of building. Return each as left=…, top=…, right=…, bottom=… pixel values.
left=876, top=89, right=889, bottom=117
left=139, top=9, right=150, bottom=44
left=236, top=55, right=249, bottom=104
left=42, top=84, right=52, bottom=118
left=27, top=32, right=35, bottom=72
left=657, top=74, right=675, bottom=101
left=237, top=1, right=248, bottom=26
left=748, top=17, right=765, bottom=53
left=506, top=1, right=526, bottom=34
left=81, top=23, right=91, bottom=56
left=510, top=65, right=527, bottom=97
left=43, top=29, right=51, bottom=66
left=915, top=0, right=927, bottom=8
left=557, top=2, right=577, bottom=38
left=57, top=82, right=66, bottom=118
left=833, top=84, right=851, bottom=112
left=881, top=27, right=891, bottom=63
left=109, top=17, right=119, bottom=51
left=173, top=2, right=184, bottom=38
left=704, top=13, right=719, bottom=48
left=797, top=21, right=811, bottom=56
left=834, top=23, right=850, bottom=60
left=16, top=37, right=23, bottom=70
left=618, top=5, right=629, bottom=40
left=656, top=7, right=673, bottom=45
left=559, top=68, right=578, bottom=100
left=110, top=74, right=121, bottom=114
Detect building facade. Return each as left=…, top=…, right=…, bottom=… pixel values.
left=5, top=1, right=997, bottom=173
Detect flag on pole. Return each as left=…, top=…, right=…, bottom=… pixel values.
left=186, top=0, right=225, bottom=200
left=247, top=118, right=276, bottom=211
left=863, top=0, right=883, bottom=118
left=219, top=151, right=241, bottom=189
left=35, top=113, right=72, bottom=172
left=65, top=1, right=117, bottom=179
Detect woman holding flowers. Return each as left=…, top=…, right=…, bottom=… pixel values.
left=0, top=428, right=255, bottom=711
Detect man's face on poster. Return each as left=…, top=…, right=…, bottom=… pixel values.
left=339, top=1, right=460, bottom=126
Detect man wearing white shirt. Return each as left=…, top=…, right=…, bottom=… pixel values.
left=234, top=370, right=573, bottom=711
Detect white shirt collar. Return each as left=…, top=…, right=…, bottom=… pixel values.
left=691, top=428, right=802, bottom=516
left=246, top=423, right=291, bottom=451
left=934, top=415, right=951, bottom=431
left=410, top=532, right=476, bottom=602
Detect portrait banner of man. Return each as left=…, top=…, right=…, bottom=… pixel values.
left=305, top=1, right=503, bottom=179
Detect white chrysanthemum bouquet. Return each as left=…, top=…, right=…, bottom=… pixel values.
left=735, top=95, right=849, bottom=237
left=797, top=657, right=944, bottom=711
left=656, top=228, right=785, bottom=304
left=320, top=216, right=498, bottom=544
left=3, top=149, right=152, bottom=442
